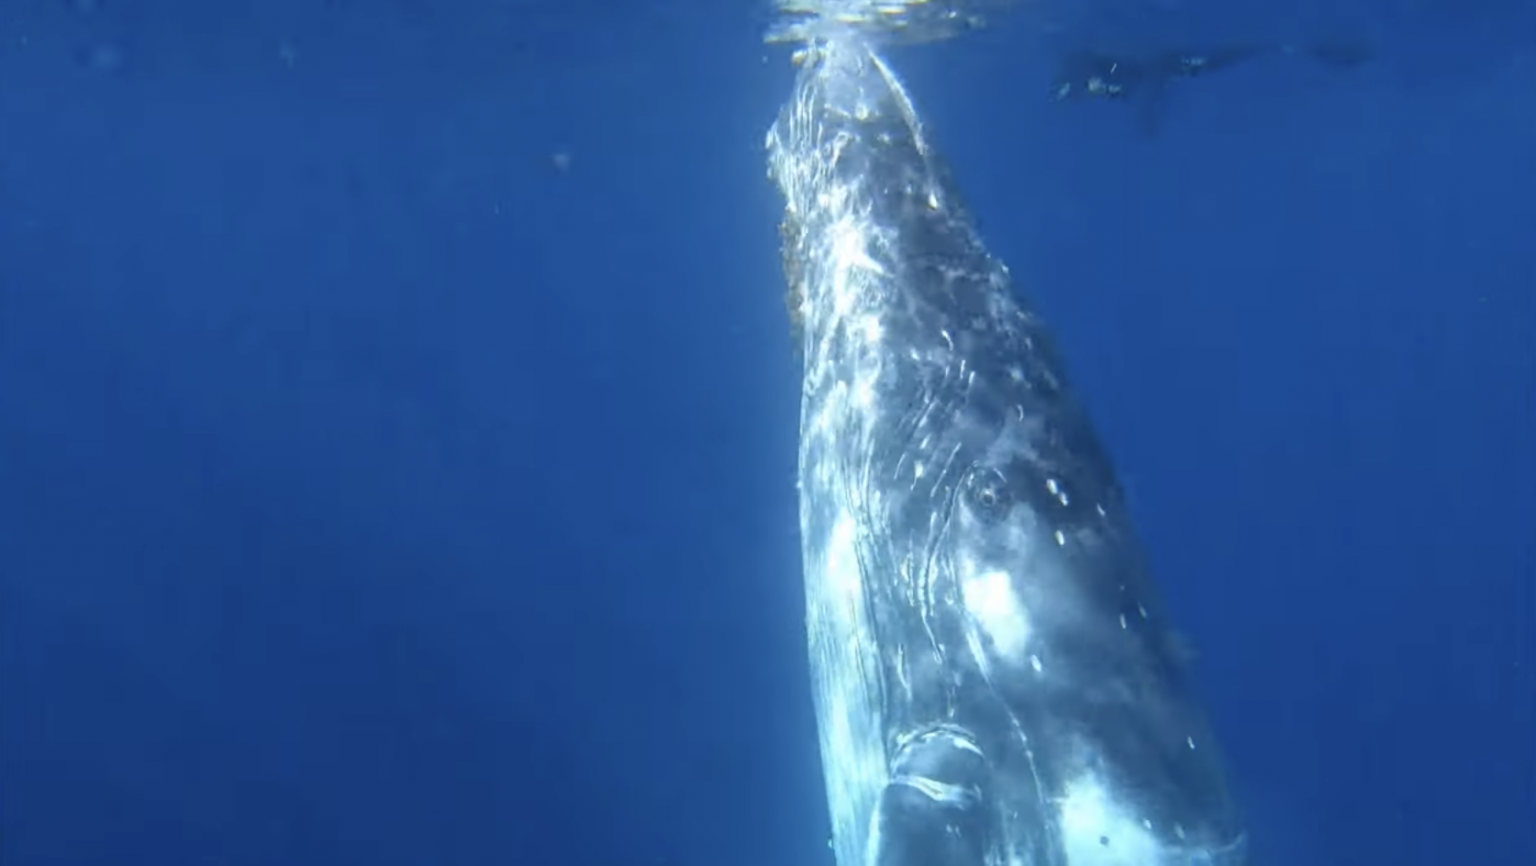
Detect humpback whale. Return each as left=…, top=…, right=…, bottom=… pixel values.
left=766, top=5, right=1249, bottom=866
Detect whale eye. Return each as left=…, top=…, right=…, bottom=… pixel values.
left=962, top=467, right=1012, bottom=520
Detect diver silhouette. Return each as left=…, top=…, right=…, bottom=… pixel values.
left=1051, top=39, right=1373, bottom=135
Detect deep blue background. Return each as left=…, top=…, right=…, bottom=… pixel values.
left=2, top=1, right=1532, bottom=865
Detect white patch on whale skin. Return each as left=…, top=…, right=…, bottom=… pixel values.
left=958, top=564, right=1031, bottom=660
left=1059, top=773, right=1163, bottom=866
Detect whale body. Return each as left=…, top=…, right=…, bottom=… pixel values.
left=767, top=29, right=1249, bottom=866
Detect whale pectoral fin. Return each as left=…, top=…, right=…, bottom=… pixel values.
left=871, top=729, right=993, bottom=866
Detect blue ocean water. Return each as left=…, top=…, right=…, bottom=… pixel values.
left=1, top=1, right=1531, bottom=865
